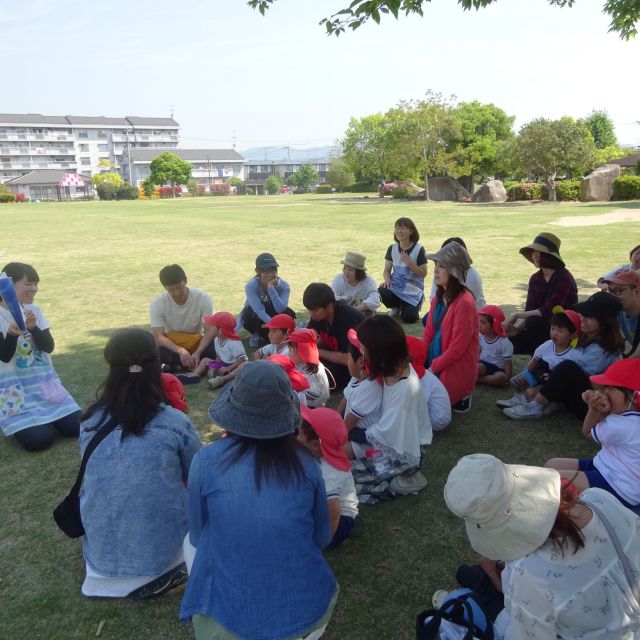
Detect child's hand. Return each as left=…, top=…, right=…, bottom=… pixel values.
left=24, top=310, right=37, bottom=331
left=513, top=377, right=527, bottom=392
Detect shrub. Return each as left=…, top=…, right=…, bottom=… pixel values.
left=15, top=192, right=26, bottom=203
left=115, top=184, right=139, bottom=200
left=315, top=184, right=333, bottom=194
left=391, top=187, right=410, bottom=199
left=198, top=185, right=207, bottom=196
left=265, top=175, right=282, bottom=195
left=349, top=182, right=378, bottom=193
left=158, top=186, right=183, bottom=198
left=229, top=177, right=244, bottom=188
left=96, top=182, right=116, bottom=200
left=506, top=182, right=544, bottom=201
left=0, top=192, right=16, bottom=203
left=382, top=181, right=410, bottom=196
left=246, top=187, right=254, bottom=195
left=612, top=175, right=640, bottom=200
left=211, top=183, right=231, bottom=196
left=142, top=179, right=155, bottom=198
left=555, top=180, right=581, bottom=201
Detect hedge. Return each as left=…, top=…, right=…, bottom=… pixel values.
left=612, top=175, right=640, bottom=200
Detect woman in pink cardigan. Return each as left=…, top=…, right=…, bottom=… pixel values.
left=422, top=241, right=479, bottom=413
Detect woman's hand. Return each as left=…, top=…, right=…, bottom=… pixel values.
left=479, top=555, right=504, bottom=593
left=7, top=322, right=21, bottom=337
left=24, top=310, right=37, bottom=331
left=398, top=251, right=413, bottom=267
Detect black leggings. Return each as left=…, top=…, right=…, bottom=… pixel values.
left=378, top=287, right=422, bottom=324
left=14, top=410, right=81, bottom=452
left=456, top=564, right=505, bottom=623
left=509, top=315, right=549, bottom=356
left=539, top=360, right=590, bottom=419
left=240, top=305, right=296, bottom=340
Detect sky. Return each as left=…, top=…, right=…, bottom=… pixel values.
left=2, top=0, right=638, bottom=153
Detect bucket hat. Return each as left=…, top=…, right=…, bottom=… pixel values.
left=262, top=313, right=295, bottom=332
left=341, top=251, right=367, bottom=271
left=478, top=305, right=507, bottom=338
left=267, top=354, right=310, bottom=392
left=284, top=328, right=320, bottom=365
left=204, top=312, right=241, bottom=340
left=573, top=291, right=622, bottom=319
left=255, top=253, right=279, bottom=270
left=300, top=405, right=351, bottom=472
left=426, top=241, right=471, bottom=286
left=208, top=360, right=300, bottom=439
left=444, top=453, right=560, bottom=561
left=519, top=232, right=564, bottom=267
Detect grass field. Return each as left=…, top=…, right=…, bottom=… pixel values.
left=1, top=195, right=638, bottom=640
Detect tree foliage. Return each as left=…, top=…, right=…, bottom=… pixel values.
left=264, top=175, right=282, bottom=194
left=287, top=164, right=319, bottom=192
left=92, top=172, right=123, bottom=188
left=326, top=157, right=356, bottom=191
left=582, top=109, right=617, bottom=149
left=247, top=0, right=638, bottom=39
left=149, top=152, right=192, bottom=197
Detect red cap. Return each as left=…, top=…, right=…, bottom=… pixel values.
left=478, top=305, right=507, bottom=338
left=602, top=268, right=640, bottom=288
left=347, top=327, right=361, bottom=351
left=590, top=359, right=640, bottom=407
left=160, top=373, right=188, bottom=412
left=300, top=405, right=351, bottom=472
left=262, top=314, right=295, bottom=331
left=204, top=312, right=240, bottom=340
left=551, top=306, right=581, bottom=335
left=406, top=336, right=426, bottom=378
left=267, top=354, right=310, bottom=392
left=284, top=328, right=320, bottom=365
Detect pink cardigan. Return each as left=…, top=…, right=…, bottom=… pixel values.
left=421, top=290, right=479, bottom=405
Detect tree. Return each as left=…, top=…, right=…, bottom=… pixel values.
left=516, top=117, right=596, bottom=201
left=326, top=157, right=355, bottom=191
left=288, top=164, right=319, bottom=192
left=264, top=175, right=282, bottom=195
left=248, top=0, right=639, bottom=39
left=92, top=172, right=123, bottom=189
left=582, top=109, right=617, bottom=149
left=148, top=152, right=192, bottom=198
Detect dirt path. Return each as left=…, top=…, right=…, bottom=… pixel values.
left=552, top=207, right=640, bottom=227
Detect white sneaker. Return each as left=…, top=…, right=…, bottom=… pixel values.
left=496, top=393, right=528, bottom=409
left=432, top=589, right=450, bottom=608
left=387, top=308, right=400, bottom=318
left=503, top=399, right=544, bottom=420
left=208, top=376, right=225, bottom=390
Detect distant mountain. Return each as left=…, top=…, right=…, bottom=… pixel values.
left=240, top=145, right=340, bottom=163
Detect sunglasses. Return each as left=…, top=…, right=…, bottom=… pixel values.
left=604, top=285, right=636, bottom=296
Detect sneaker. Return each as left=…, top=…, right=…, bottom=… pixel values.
left=496, top=393, right=528, bottom=409
left=432, top=589, right=450, bottom=608
left=208, top=376, right=226, bottom=390
left=128, top=565, right=187, bottom=600
left=503, top=399, right=544, bottom=420
left=387, top=308, right=400, bottom=318
left=389, top=470, right=428, bottom=495
left=161, top=363, right=177, bottom=374
left=176, top=372, right=201, bottom=385
left=249, top=335, right=265, bottom=348
left=452, top=395, right=472, bottom=414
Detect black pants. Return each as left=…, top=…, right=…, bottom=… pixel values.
left=158, top=341, right=217, bottom=368
left=378, top=287, right=422, bottom=324
left=509, top=315, right=549, bottom=356
left=323, top=360, right=351, bottom=393
left=240, top=305, right=296, bottom=341
left=14, top=410, right=81, bottom=452
left=540, top=359, right=590, bottom=419
left=456, top=564, right=505, bottom=623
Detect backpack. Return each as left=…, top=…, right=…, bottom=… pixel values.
left=416, top=589, right=494, bottom=640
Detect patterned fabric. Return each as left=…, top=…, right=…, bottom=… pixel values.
left=524, top=268, right=578, bottom=320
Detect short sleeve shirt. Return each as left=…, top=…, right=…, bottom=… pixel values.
left=320, top=459, right=358, bottom=519
left=479, top=335, right=514, bottom=369
left=215, top=337, right=248, bottom=365
left=150, top=288, right=212, bottom=334
left=307, top=302, right=365, bottom=354
left=343, top=377, right=383, bottom=430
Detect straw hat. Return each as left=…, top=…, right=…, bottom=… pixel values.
left=341, top=251, right=367, bottom=271
left=519, top=233, right=564, bottom=266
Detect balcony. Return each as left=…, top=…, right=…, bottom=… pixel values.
left=0, top=132, right=72, bottom=142
left=0, top=146, right=74, bottom=156
left=111, top=133, right=179, bottom=143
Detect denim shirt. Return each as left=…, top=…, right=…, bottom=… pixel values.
left=236, top=276, right=291, bottom=328
left=79, top=404, right=202, bottom=577
left=179, top=436, right=337, bottom=639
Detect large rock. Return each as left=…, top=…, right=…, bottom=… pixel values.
left=580, top=164, right=620, bottom=202
left=471, top=180, right=507, bottom=203
left=426, top=177, right=471, bottom=201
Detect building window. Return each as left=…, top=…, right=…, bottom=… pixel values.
left=97, top=131, right=107, bottom=139
left=98, top=144, right=108, bottom=152
left=79, top=144, right=89, bottom=152
left=80, top=157, right=91, bottom=165
left=78, top=131, right=88, bottom=139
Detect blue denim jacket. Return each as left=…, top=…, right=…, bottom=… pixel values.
left=79, top=404, right=202, bottom=576
left=179, top=436, right=337, bottom=639
left=236, top=276, right=291, bottom=328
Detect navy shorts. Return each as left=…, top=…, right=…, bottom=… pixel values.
left=327, top=515, right=356, bottom=550
left=578, top=458, right=636, bottom=510
left=479, top=360, right=505, bottom=375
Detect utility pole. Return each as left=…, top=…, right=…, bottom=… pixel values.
left=232, top=130, right=237, bottom=149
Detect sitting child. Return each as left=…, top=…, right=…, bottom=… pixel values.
left=266, top=354, right=310, bottom=404
left=254, top=314, right=295, bottom=359
left=298, top=405, right=358, bottom=548
left=499, top=309, right=585, bottom=419
left=285, top=328, right=330, bottom=407
left=477, top=305, right=513, bottom=387
left=545, top=359, right=640, bottom=513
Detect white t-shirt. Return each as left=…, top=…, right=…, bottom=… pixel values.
left=479, top=335, right=514, bottom=370
left=320, top=459, right=358, bottom=519
left=533, top=340, right=586, bottom=371
left=592, top=411, right=640, bottom=505
left=215, top=337, right=248, bottom=365
left=430, top=266, right=486, bottom=309
left=257, top=342, right=290, bottom=358
left=297, top=362, right=330, bottom=408
left=499, top=489, right=640, bottom=640
left=149, top=288, right=212, bottom=334
left=419, top=370, right=452, bottom=433
left=343, top=376, right=383, bottom=430
left=330, top=274, right=381, bottom=312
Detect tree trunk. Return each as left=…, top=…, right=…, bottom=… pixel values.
left=171, top=181, right=176, bottom=198
left=545, top=174, right=557, bottom=202
left=423, top=172, right=430, bottom=201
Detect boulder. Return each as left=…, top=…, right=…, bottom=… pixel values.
left=426, top=177, right=471, bottom=201
left=580, top=164, right=620, bottom=202
left=471, top=180, right=507, bottom=203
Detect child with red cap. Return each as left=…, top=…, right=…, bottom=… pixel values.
left=477, top=305, right=514, bottom=387
left=298, top=405, right=358, bottom=548
left=254, top=314, right=295, bottom=360
left=285, top=328, right=330, bottom=407
left=545, top=358, right=640, bottom=513
left=266, top=354, right=310, bottom=405
left=501, top=309, right=586, bottom=419
left=178, top=312, right=248, bottom=389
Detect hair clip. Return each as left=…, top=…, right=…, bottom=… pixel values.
left=128, top=364, right=143, bottom=373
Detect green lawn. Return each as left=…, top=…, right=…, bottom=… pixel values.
left=1, top=195, right=638, bottom=640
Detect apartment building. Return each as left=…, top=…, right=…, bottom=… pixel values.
left=0, top=113, right=179, bottom=182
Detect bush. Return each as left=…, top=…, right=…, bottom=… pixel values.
left=315, top=184, right=333, bottom=194
left=142, top=179, right=155, bottom=198
left=115, top=184, right=139, bottom=200
left=229, top=177, right=244, bottom=188
left=349, top=182, right=378, bottom=193
left=265, top=175, right=282, bottom=195
left=0, top=192, right=16, bottom=203
left=246, top=187, right=254, bottom=195
left=391, top=187, right=410, bottom=199
left=555, top=180, right=581, bottom=201
left=506, top=182, right=544, bottom=201
left=198, top=185, right=207, bottom=196
left=15, top=192, right=26, bottom=203
left=96, top=182, right=116, bottom=201
left=158, top=186, right=183, bottom=198
left=612, top=175, right=640, bottom=200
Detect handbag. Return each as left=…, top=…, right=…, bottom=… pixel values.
left=53, top=421, right=116, bottom=538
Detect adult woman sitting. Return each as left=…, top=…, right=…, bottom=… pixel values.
left=237, top=252, right=295, bottom=348
left=422, top=241, right=479, bottom=413
left=180, top=360, right=338, bottom=640
left=443, top=453, right=640, bottom=639
left=506, top=232, right=578, bottom=355
left=598, top=243, right=640, bottom=285
left=80, top=328, right=201, bottom=599
left=0, top=262, right=80, bottom=452
left=330, top=251, right=381, bottom=317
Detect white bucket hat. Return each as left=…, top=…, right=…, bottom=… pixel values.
left=444, top=453, right=561, bottom=561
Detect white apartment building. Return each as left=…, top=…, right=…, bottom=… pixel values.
left=0, top=113, right=179, bottom=182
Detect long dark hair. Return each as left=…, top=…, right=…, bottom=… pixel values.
left=436, top=275, right=467, bottom=304
left=222, top=434, right=312, bottom=491
left=357, top=316, right=408, bottom=378
left=578, top=314, right=625, bottom=354
left=83, top=329, right=165, bottom=436
left=548, top=479, right=585, bottom=556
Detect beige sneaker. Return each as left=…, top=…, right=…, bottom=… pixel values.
left=208, top=376, right=225, bottom=390
left=432, top=589, right=450, bottom=608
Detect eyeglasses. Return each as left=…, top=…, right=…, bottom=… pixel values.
left=604, top=286, right=636, bottom=296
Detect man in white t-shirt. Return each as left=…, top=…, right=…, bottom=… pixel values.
left=150, top=264, right=215, bottom=370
